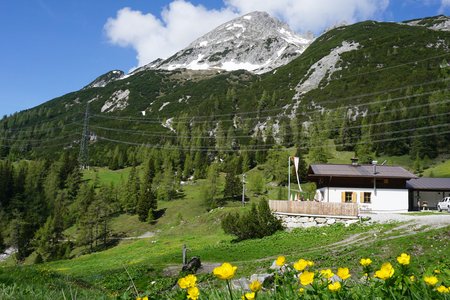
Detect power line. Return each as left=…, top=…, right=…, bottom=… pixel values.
left=88, top=99, right=450, bottom=139
left=95, top=128, right=450, bottom=152
left=88, top=78, right=450, bottom=123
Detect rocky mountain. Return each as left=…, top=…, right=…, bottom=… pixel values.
left=135, top=11, right=313, bottom=74
left=404, top=15, right=450, bottom=31
left=83, top=70, right=125, bottom=89
left=1, top=14, right=450, bottom=166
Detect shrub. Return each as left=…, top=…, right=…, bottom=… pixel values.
left=221, top=199, right=283, bottom=241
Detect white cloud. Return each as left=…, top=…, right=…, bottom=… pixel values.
left=439, top=0, right=450, bottom=12
left=105, top=0, right=390, bottom=68
left=104, top=1, right=237, bottom=68
left=226, top=0, right=389, bottom=32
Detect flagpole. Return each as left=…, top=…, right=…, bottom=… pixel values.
left=288, top=156, right=291, bottom=201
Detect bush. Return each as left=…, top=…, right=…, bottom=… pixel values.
left=221, top=199, right=283, bottom=241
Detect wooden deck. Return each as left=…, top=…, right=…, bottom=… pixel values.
left=269, top=200, right=359, bottom=217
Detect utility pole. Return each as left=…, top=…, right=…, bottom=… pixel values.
left=242, top=173, right=246, bottom=205
left=79, top=103, right=90, bottom=169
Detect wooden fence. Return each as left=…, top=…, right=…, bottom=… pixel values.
left=269, top=200, right=359, bottom=217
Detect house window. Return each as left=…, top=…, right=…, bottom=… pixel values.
left=345, top=192, right=353, bottom=203
left=363, top=192, right=371, bottom=203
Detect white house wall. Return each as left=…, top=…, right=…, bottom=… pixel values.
left=317, top=187, right=409, bottom=213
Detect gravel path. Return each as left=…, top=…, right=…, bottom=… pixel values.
left=360, top=212, right=450, bottom=227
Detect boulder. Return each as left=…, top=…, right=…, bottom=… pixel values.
left=327, top=218, right=336, bottom=225
left=315, top=218, right=327, bottom=224
left=231, top=278, right=250, bottom=290
left=250, top=273, right=274, bottom=285
left=303, top=222, right=316, bottom=228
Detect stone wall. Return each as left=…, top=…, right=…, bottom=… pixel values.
left=275, top=213, right=360, bottom=229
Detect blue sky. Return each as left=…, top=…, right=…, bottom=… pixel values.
left=0, top=0, right=449, bottom=117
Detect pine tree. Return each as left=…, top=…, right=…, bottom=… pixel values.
left=308, top=123, right=329, bottom=163
left=248, top=172, right=266, bottom=195
left=201, top=163, right=220, bottom=210
left=257, top=198, right=283, bottom=237
left=137, top=158, right=157, bottom=221
left=137, top=184, right=156, bottom=222
left=122, top=165, right=140, bottom=213
left=223, top=171, right=242, bottom=200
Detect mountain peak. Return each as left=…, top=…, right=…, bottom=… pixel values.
left=138, top=11, right=313, bottom=74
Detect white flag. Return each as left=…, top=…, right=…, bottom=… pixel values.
left=293, top=156, right=302, bottom=192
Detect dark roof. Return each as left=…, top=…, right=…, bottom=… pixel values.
left=406, top=178, right=450, bottom=191
left=308, top=164, right=416, bottom=179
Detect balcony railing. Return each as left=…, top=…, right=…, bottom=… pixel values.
left=269, top=200, right=359, bottom=217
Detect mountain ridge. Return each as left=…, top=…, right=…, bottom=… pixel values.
left=133, top=11, right=313, bottom=75
left=1, top=14, right=449, bottom=167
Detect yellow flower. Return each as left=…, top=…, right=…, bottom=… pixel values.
left=328, top=281, right=341, bottom=292
left=410, top=275, right=415, bottom=282
left=299, top=270, right=315, bottom=286
left=360, top=258, right=372, bottom=267
left=143, top=297, right=148, bottom=300
left=337, top=267, right=351, bottom=280
left=299, top=287, right=305, bottom=294
left=307, top=260, right=314, bottom=267
left=293, top=259, right=309, bottom=271
left=178, top=274, right=197, bottom=289
left=434, top=269, right=441, bottom=274
left=241, top=292, right=255, bottom=300
left=178, top=277, right=189, bottom=289
left=249, top=280, right=262, bottom=292
left=320, top=269, right=334, bottom=279
left=437, top=286, right=449, bottom=294
left=187, top=286, right=200, bottom=300
left=275, top=256, right=286, bottom=266
left=213, top=262, right=237, bottom=280
left=396, top=253, right=410, bottom=265
left=374, top=263, right=394, bottom=280
left=424, top=276, right=439, bottom=286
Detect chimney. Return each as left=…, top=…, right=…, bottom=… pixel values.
left=351, top=157, right=359, bottom=166
left=372, top=160, right=378, bottom=174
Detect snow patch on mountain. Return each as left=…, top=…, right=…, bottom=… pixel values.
left=290, top=41, right=359, bottom=117
left=140, top=11, right=313, bottom=75
left=293, top=41, right=360, bottom=98
left=178, top=95, right=191, bottom=104
left=88, top=95, right=99, bottom=103
left=84, top=70, right=125, bottom=90
left=159, top=102, right=170, bottom=111
left=403, top=15, right=450, bottom=31
left=101, top=89, right=130, bottom=113
left=162, top=118, right=175, bottom=132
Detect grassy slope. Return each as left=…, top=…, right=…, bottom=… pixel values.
left=423, top=158, right=450, bottom=177
left=2, top=160, right=450, bottom=299
left=83, top=166, right=132, bottom=186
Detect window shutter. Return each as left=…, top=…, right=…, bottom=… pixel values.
left=360, top=192, right=364, bottom=203
left=352, top=192, right=357, bottom=203
left=341, top=192, right=345, bottom=203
